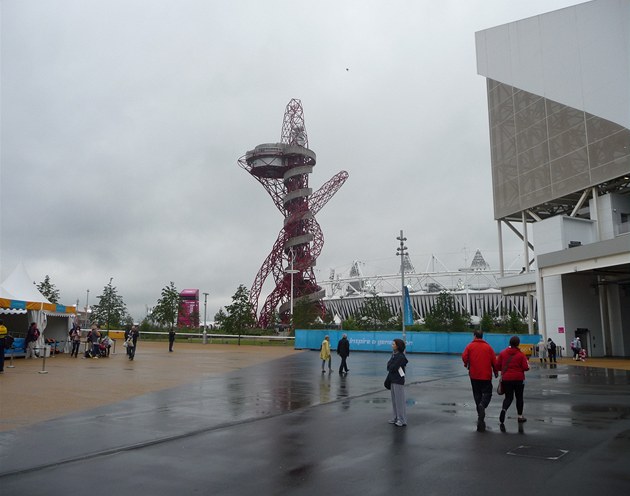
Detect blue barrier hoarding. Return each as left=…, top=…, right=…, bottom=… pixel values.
left=295, top=329, right=540, bottom=354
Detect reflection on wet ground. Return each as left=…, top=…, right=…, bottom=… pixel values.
left=1, top=352, right=630, bottom=495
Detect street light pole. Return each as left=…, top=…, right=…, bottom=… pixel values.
left=107, top=278, right=113, bottom=334
left=85, top=289, right=90, bottom=328
left=203, top=292, right=209, bottom=344
left=286, top=247, right=299, bottom=332
left=396, top=230, right=408, bottom=343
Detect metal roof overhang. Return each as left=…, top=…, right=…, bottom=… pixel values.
left=538, top=235, right=630, bottom=279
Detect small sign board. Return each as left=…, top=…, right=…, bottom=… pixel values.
left=558, top=326, right=565, bottom=334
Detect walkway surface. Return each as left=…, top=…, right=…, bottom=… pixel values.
left=1, top=343, right=629, bottom=495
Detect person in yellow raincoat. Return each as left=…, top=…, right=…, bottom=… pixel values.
left=320, top=335, right=332, bottom=373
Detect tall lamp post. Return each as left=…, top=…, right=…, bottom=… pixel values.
left=106, top=278, right=113, bottom=334
left=203, top=292, right=209, bottom=344
left=396, top=230, right=408, bottom=343
left=85, top=289, right=90, bottom=328
left=286, top=248, right=299, bottom=331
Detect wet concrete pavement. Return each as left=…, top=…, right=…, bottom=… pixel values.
left=1, top=351, right=629, bottom=495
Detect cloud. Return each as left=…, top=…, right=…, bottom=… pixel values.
left=1, top=0, right=577, bottom=319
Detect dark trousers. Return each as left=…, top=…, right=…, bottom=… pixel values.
left=339, top=355, right=348, bottom=373
left=548, top=350, right=557, bottom=363
left=501, top=381, right=525, bottom=415
left=470, top=379, right=493, bottom=409
left=169, top=340, right=174, bottom=352
left=71, top=341, right=80, bottom=357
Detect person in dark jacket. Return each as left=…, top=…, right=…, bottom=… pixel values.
left=337, top=334, right=350, bottom=374
left=127, top=325, right=139, bottom=360
left=387, top=338, right=409, bottom=427
left=168, top=328, right=176, bottom=352
left=547, top=338, right=557, bottom=364
left=462, top=330, right=498, bottom=432
left=496, top=335, right=530, bottom=427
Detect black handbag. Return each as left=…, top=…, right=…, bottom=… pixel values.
left=384, top=375, right=392, bottom=390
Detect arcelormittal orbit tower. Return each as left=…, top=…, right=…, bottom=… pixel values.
left=238, top=99, right=348, bottom=328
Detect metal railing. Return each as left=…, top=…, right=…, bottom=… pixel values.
left=139, top=331, right=294, bottom=344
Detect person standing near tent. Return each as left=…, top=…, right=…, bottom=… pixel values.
left=69, top=325, right=81, bottom=358
left=26, top=322, right=40, bottom=358
left=0, top=319, right=8, bottom=373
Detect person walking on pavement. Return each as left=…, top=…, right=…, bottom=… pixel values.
left=547, top=338, right=557, bottom=364
left=127, top=325, right=139, bottom=360
left=387, top=338, right=409, bottom=427
left=320, top=335, right=332, bottom=373
left=337, top=333, right=350, bottom=374
left=571, top=336, right=582, bottom=360
left=0, top=319, right=8, bottom=373
left=537, top=337, right=548, bottom=363
left=497, top=336, right=530, bottom=429
left=462, top=330, right=498, bottom=432
left=168, top=328, right=175, bottom=352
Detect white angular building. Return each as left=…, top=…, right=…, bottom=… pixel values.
left=476, top=0, right=630, bottom=357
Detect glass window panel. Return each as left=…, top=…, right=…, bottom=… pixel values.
left=586, top=115, right=626, bottom=143
left=547, top=106, right=585, bottom=138
left=516, top=120, right=548, bottom=153
left=587, top=129, right=630, bottom=168
left=548, top=122, right=587, bottom=161
left=517, top=141, right=549, bottom=174
left=549, top=147, right=589, bottom=183
left=514, top=98, right=545, bottom=132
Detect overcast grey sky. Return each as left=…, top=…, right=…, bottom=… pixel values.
left=0, top=0, right=580, bottom=320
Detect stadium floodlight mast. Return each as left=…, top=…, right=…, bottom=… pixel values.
left=396, top=230, right=408, bottom=343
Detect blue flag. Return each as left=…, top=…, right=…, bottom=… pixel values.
left=403, top=287, right=414, bottom=326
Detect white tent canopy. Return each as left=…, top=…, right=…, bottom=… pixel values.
left=0, top=261, right=52, bottom=303
left=0, top=262, right=74, bottom=346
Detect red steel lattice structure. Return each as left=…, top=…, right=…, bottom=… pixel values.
left=238, top=99, right=348, bottom=328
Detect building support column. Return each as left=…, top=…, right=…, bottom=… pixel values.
left=537, top=270, right=547, bottom=341
left=521, top=211, right=530, bottom=273
left=497, top=220, right=504, bottom=277
left=598, top=276, right=612, bottom=356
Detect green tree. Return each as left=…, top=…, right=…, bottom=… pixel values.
left=357, top=294, right=392, bottom=330
left=90, top=279, right=128, bottom=330
left=214, top=308, right=227, bottom=329
left=424, top=291, right=471, bottom=332
left=292, top=298, right=318, bottom=329
left=37, top=275, right=60, bottom=303
left=480, top=312, right=495, bottom=332
left=506, top=310, right=527, bottom=332
left=222, top=285, right=256, bottom=333
left=151, top=282, right=182, bottom=328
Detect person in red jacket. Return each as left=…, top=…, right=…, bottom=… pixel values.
left=462, top=330, right=498, bottom=432
left=496, top=335, right=530, bottom=427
